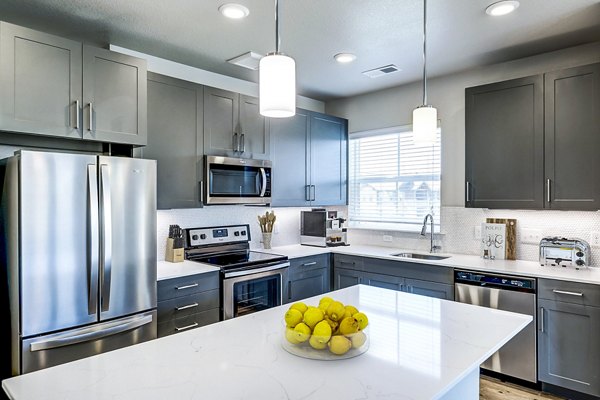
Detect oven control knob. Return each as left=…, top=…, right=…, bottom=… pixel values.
left=241, top=231, right=246, bottom=236
left=576, top=259, right=585, bottom=266
left=234, top=231, right=240, bottom=236
left=200, top=234, right=207, bottom=240
left=576, top=251, right=584, bottom=258
left=192, top=234, right=199, bottom=241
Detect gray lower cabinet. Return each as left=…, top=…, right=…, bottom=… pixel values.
left=143, top=73, right=203, bottom=209
left=538, top=279, right=600, bottom=397
left=334, top=267, right=363, bottom=289
left=0, top=21, right=147, bottom=145
left=405, top=278, right=454, bottom=300
left=157, top=272, right=220, bottom=337
left=203, top=87, right=268, bottom=159
left=270, top=109, right=348, bottom=207
left=285, top=254, right=331, bottom=303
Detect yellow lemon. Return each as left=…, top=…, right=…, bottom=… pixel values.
left=326, top=301, right=346, bottom=322
left=350, top=331, right=367, bottom=348
left=284, top=309, right=303, bottom=328
left=323, top=315, right=339, bottom=332
left=344, top=305, right=359, bottom=319
left=313, top=320, right=332, bottom=344
left=293, top=323, right=311, bottom=343
left=338, top=317, right=359, bottom=336
left=328, top=335, right=352, bottom=355
left=289, top=302, right=308, bottom=314
left=303, top=307, right=324, bottom=329
left=285, top=327, right=301, bottom=344
left=319, top=296, right=334, bottom=306
left=309, top=334, right=328, bottom=350
left=353, top=312, right=369, bottom=330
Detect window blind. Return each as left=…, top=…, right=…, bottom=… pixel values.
left=348, top=127, right=441, bottom=232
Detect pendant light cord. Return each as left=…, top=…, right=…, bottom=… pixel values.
left=275, top=0, right=280, bottom=53
left=422, top=0, right=427, bottom=106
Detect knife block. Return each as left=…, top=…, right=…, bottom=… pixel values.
left=165, top=238, right=184, bottom=263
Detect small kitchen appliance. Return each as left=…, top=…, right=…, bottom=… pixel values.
left=300, top=209, right=349, bottom=247
left=539, top=237, right=591, bottom=268
left=183, top=224, right=289, bottom=320
left=204, top=156, right=271, bottom=205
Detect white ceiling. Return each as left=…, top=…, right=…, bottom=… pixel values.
left=1, top=0, right=599, bottom=100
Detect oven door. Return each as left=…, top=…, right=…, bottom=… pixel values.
left=222, top=263, right=289, bottom=320
left=205, top=156, right=271, bottom=205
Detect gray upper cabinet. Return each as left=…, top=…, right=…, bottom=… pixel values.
left=270, top=109, right=311, bottom=207
left=82, top=46, right=147, bottom=145
left=0, top=22, right=82, bottom=139
left=270, top=109, right=348, bottom=207
left=0, top=22, right=147, bottom=145
left=203, top=87, right=268, bottom=159
left=143, top=73, right=203, bottom=209
left=544, top=63, right=600, bottom=210
left=465, top=75, right=544, bottom=209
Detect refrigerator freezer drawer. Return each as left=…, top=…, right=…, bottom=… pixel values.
left=20, top=310, right=156, bottom=374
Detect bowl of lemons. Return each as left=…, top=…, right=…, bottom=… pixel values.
left=281, top=296, right=369, bottom=360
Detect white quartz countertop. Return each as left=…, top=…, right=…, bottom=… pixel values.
left=264, top=244, right=600, bottom=285
left=156, top=260, right=219, bottom=281
left=2, top=285, right=531, bottom=400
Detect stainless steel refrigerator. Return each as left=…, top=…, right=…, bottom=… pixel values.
left=0, top=150, right=157, bottom=375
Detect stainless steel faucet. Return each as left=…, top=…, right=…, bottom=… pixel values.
left=421, top=214, right=441, bottom=253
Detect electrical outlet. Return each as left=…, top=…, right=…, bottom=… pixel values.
left=590, top=231, right=600, bottom=247
left=383, top=235, right=393, bottom=242
left=521, top=228, right=543, bottom=244
left=474, top=225, right=482, bottom=240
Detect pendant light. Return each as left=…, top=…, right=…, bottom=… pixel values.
left=412, top=0, right=438, bottom=143
left=259, top=0, right=296, bottom=118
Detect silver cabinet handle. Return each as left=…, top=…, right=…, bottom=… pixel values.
left=240, top=133, right=245, bottom=153
left=310, top=185, right=316, bottom=202
left=199, top=181, right=204, bottom=204
left=466, top=181, right=470, bottom=203
left=88, top=102, right=93, bottom=131
left=552, top=289, right=583, bottom=297
left=302, top=262, right=317, bottom=267
left=175, top=322, right=199, bottom=332
left=233, top=132, right=239, bottom=152
left=176, top=283, right=198, bottom=290
left=176, top=303, right=199, bottom=311
left=305, top=185, right=311, bottom=202
left=100, top=164, right=112, bottom=312
left=288, top=281, right=292, bottom=300
left=75, top=100, right=80, bottom=129
left=547, top=178, right=551, bottom=203
left=87, top=165, right=99, bottom=315
left=540, top=307, right=545, bottom=332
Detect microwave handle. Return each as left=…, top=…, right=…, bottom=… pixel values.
left=259, top=168, right=267, bottom=197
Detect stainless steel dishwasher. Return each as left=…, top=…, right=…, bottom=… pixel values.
left=455, top=270, right=537, bottom=383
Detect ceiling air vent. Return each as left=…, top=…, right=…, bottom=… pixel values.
left=362, top=64, right=401, bottom=78
left=227, top=51, right=263, bottom=70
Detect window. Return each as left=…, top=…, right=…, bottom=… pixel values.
left=348, top=125, right=441, bottom=232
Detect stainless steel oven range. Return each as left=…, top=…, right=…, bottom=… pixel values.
left=184, top=224, right=288, bottom=320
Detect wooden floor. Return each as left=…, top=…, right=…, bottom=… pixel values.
left=480, top=376, right=565, bottom=400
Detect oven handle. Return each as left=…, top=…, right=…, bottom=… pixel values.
left=224, top=262, right=290, bottom=279
left=259, top=168, right=267, bottom=197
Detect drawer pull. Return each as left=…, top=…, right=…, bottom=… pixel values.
left=175, top=283, right=199, bottom=290
left=176, top=303, right=199, bottom=311
left=175, top=322, right=199, bottom=332
left=340, top=261, right=355, bottom=265
left=552, top=289, right=583, bottom=297
left=302, top=262, right=317, bottom=267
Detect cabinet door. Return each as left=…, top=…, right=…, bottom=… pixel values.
left=270, top=109, right=311, bottom=206
left=545, top=63, right=600, bottom=210
left=309, top=112, right=348, bottom=206
left=465, top=75, right=544, bottom=209
left=0, top=22, right=82, bottom=139
left=287, top=266, right=330, bottom=303
left=82, top=46, right=147, bottom=145
left=144, top=73, right=203, bottom=209
left=538, top=299, right=600, bottom=396
left=334, top=267, right=363, bottom=290
left=203, top=86, right=238, bottom=156
left=362, top=271, right=403, bottom=291
left=405, top=279, right=454, bottom=300
left=239, top=95, right=269, bottom=159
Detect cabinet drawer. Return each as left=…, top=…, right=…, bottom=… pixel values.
left=290, top=254, right=329, bottom=271
left=157, top=289, right=220, bottom=322
left=333, top=254, right=363, bottom=271
left=538, top=279, right=600, bottom=306
left=157, top=272, right=219, bottom=302
left=157, top=308, right=220, bottom=338
left=364, top=257, right=453, bottom=284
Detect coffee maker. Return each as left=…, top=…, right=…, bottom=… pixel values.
left=300, top=209, right=349, bottom=247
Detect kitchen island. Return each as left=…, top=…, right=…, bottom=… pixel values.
left=2, top=285, right=531, bottom=400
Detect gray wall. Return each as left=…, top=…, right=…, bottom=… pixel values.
left=326, top=41, right=600, bottom=207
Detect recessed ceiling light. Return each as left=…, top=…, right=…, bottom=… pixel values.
left=219, top=3, right=250, bottom=19
left=334, top=53, right=357, bottom=64
left=485, top=1, right=519, bottom=16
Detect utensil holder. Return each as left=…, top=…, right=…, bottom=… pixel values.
left=262, top=233, right=272, bottom=250
left=165, top=238, right=184, bottom=263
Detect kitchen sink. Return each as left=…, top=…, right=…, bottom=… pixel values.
left=391, top=252, right=450, bottom=261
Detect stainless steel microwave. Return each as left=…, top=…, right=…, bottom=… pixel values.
left=204, top=156, right=272, bottom=205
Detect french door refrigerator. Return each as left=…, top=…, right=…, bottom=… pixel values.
left=0, top=150, right=157, bottom=375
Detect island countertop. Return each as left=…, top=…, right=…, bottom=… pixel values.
left=2, top=285, right=531, bottom=400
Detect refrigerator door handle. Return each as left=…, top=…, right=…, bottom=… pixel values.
left=29, top=314, right=153, bottom=352
left=87, top=165, right=99, bottom=315
left=100, top=164, right=113, bottom=312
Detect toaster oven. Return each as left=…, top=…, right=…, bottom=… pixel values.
left=539, top=237, right=590, bottom=268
